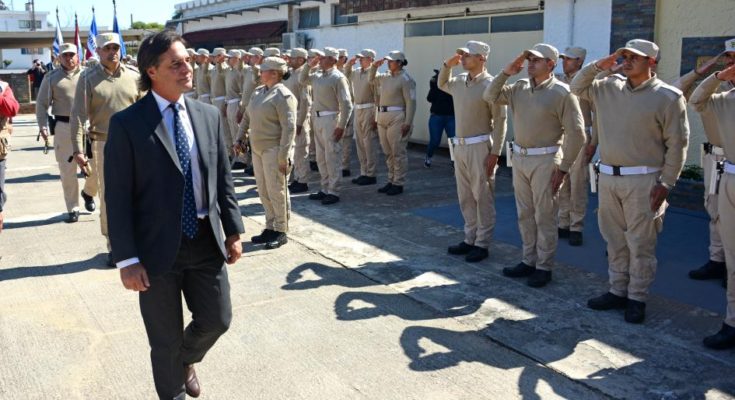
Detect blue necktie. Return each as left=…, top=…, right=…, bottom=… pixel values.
left=170, top=103, right=198, bottom=239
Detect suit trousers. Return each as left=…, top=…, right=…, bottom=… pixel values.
left=139, top=219, right=231, bottom=400
left=253, top=146, right=290, bottom=233
left=558, top=144, right=589, bottom=232
left=292, top=118, right=311, bottom=183
left=704, top=152, right=725, bottom=262
left=377, top=111, right=410, bottom=186
left=341, top=113, right=354, bottom=171
left=91, top=139, right=110, bottom=250
left=53, top=121, right=80, bottom=213
left=717, top=174, right=735, bottom=327
left=354, top=107, right=378, bottom=177
left=512, top=152, right=559, bottom=271
left=598, top=173, right=665, bottom=302
left=454, top=142, right=496, bottom=249
left=314, top=114, right=342, bottom=196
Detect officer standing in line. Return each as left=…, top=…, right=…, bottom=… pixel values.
left=572, top=39, right=689, bottom=323
left=337, top=48, right=354, bottom=177
left=556, top=46, right=593, bottom=246
left=306, top=49, right=322, bottom=172
left=369, top=50, right=417, bottom=196
left=690, top=57, right=735, bottom=349
left=439, top=40, right=507, bottom=263
left=300, top=47, right=353, bottom=205
left=195, top=49, right=212, bottom=104
left=283, top=47, right=312, bottom=194
left=185, top=48, right=198, bottom=99
left=344, top=49, right=380, bottom=186
left=224, top=49, right=243, bottom=155
left=238, top=47, right=264, bottom=175
left=70, top=33, right=142, bottom=266
left=484, top=43, right=585, bottom=288
left=210, top=48, right=230, bottom=148
left=35, top=43, right=96, bottom=223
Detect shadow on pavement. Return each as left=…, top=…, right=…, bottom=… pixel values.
left=0, top=253, right=113, bottom=281
left=5, top=173, right=61, bottom=184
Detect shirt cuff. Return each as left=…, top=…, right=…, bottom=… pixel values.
left=116, top=257, right=140, bottom=269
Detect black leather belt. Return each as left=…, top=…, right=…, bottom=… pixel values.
left=703, top=142, right=714, bottom=155
left=55, top=115, right=70, bottom=123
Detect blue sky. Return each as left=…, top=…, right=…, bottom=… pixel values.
left=17, top=0, right=176, bottom=30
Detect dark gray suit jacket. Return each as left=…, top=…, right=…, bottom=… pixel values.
left=105, top=91, right=244, bottom=276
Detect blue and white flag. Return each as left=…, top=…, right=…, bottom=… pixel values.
left=86, top=8, right=98, bottom=59
left=112, top=3, right=127, bottom=58
left=52, top=9, right=64, bottom=56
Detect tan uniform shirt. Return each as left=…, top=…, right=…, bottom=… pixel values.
left=571, top=63, right=689, bottom=187
left=690, top=73, right=735, bottom=160
left=240, top=65, right=259, bottom=113
left=225, top=66, right=242, bottom=100
left=283, top=65, right=311, bottom=127
left=368, top=67, right=416, bottom=126
left=70, top=63, right=142, bottom=153
left=674, top=69, right=734, bottom=147
left=238, top=83, right=297, bottom=163
left=439, top=66, right=507, bottom=155
left=299, top=65, right=353, bottom=129
left=35, top=65, right=83, bottom=127
left=485, top=73, right=586, bottom=172
left=196, top=63, right=212, bottom=98
left=210, top=62, right=228, bottom=99
left=558, top=71, right=593, bottom=130
left=344, top=66, right=379, bottom=106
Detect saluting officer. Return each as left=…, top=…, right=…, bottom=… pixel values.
left=484, top=43, right=585, bottom=288
left=344, top=49, right=380, bottom=186
left=440, top=40, right=507, bottom=263
left=224, top=49, right=243, bottom=153
left=337, top=48, right=354, bottom=177
left=571, top=39, right=689, bottom=323
left=283, top=47, right=312, bottom=194
left=185, top=48, right=198, bottom=99
left=210, top=48, right=230, bottom=147
left=195, top=49, right=212, bottom=103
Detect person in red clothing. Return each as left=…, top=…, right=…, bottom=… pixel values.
left=0, top=77, right=21, bottom=232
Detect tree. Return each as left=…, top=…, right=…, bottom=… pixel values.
left=0, top=0, right=8, bottom=10
left=130, top=21, right=164, bottom=31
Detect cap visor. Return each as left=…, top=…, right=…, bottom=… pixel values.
left=524, top=49, right=544, bottom=59
left=456, top=48, right=469, bottom=55
left=615, top=47, right=648, bottom=57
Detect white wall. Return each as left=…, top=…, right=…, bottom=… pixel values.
left=544, top=0, right=611, bottom=69
left=298, top=21, right=404, bottom=61
left=0, top=11, right=52, bottom=69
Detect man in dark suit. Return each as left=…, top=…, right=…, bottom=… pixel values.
left=105, top=30, right=244, bottom=399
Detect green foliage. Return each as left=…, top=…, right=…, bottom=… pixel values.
left=2, top=60, right=12, bottom=69
left=679, top=164, right=703, bottom=181
left=131, top=21, right=165, bottom=30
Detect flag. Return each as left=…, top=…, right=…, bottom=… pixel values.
left=112, top=0, right=127, bottom=57
left=52, top=8, right=64, bottom=56
left=86, top=7, right=98, bottom=60
left=74, top=13, right=83, bottom=58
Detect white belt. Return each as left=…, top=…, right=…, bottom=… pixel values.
left=378, top=106, right=404, bottom=112
left=315, top=110, right=338, bottom=117
left=226, top=98, right=240, bottom=105
left=213, top=96, right=226, bottom=102
left=599, top=163, right=661, bottom=176
left=724, top=162, right=735, bottom=175
left=355, top=103, right=375, bottom=110
left=512, top=143, right=559, bottom=156
left=451, top=134, right=490, bottom=146
left=712, top=146, right=725, bottom=157
left=199, top=94, right=210, bottom=98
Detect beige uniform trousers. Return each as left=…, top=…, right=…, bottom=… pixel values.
left=213, top=99, right=231, bottom=156
left=704, top=151, right=725, bottom=262
left=314, top=114, right=342, bottom=196
left=91, top=139, right=110, bottom=250
left=598, top=173, right=665, bottom=302
left=717, top=173, right=735, bottom=327
left=512, top=152, right=560, bottom=271
left=53, top=121, right=81, bottom=212
left=454, top=142, right=496, bottom=249
left=354, top=107, right=378, bottom=177
left=341, top=113, right=354, bottom=171
left=308, top=118, right=317, bottom=162
left=558, top=144, right=590, bottom=232
left=377, top=111, right=410, bottom=186
left=253, top=146, right=290, bottom=233
left=292, top=121, right=311, bottom=183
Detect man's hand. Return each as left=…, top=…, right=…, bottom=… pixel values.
left=503, top=53, right=526, bottom=76
left=696, top=53, right=724, bottom=75
left=400, top=124, right=411, bottom=137
left=584, top=144, right=597, bottom=164
left=371, top=121, right=378, bottom=130
left=233, top=140, right=247, bottom=156
left=236, top=110, right=243, bottom=124
left=225, top=234, right=242, bottom=264
left=120, top=263, right=150, bottom=292
left=650, top=183, right=669, bottom=212
left=278, top=160, right=288, bottom=175
left=716, top=64, right=735, bottom=82
left=296, top=125, right=303, bottom=136
left=73, top=152, right=88, bottom=168
left=347, top=57, right=357, bottom=67
left=372, top=58, right=385, bottom=68
left=333, top=127, right=345, bottom=142
left=550, top=169, right=567, bottom=194
left=595, top=53, right=619, bottom=71
left=39, top=128, right=48, bottom=141
left=485, top=154, right=499, bottom=178
left=445, top=54, right=461, bottom=68
left=308, top=57, right=320, bottom=68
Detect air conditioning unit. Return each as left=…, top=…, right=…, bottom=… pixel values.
left=282, top=32, right=307, bottom=50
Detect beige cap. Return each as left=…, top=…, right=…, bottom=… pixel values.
left=308, top=49, right=324, bottom=58
left=264, top=47, right=281, bottom=57
left=260, top=56, right=288, bottom=73
left=291, top=47, right=308, bottom=58
left=725, top=38, right=735, bottom=53
left=524, top=43, right=559, bottom=63
left=283, top=50, right=292, bottom=57
left=560, top=46, right=586, bottom=60
left=212, top=47, right=227, bottom=57
left=323, top=47, right=339, bottom=58
left=615, top=39, right=658, bottom=59
left=356, top=49, right=377, bottom=59
left=59, top=43, right=77, bottom=55
left=96, top=32, right=121, bottom=48
left=227, top=49, right=242, bottom=58
left=186, top=48, right=196, bottom=55
left=456, top=40, right=490, bottom=58
left=384, top=50, right=406, bottom=62
left=338, top=48, right=348, bottom=58
left=248, top=47, right=264, bottom=56
left=196, top=48, right=210, bottom=56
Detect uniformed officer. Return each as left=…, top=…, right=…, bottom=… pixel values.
left=369, top=50, right=417, bottom=196
left=676, top=40, right=735, bottom=287
left=337, top=48, right=354, bottom=177
left=344, top=49, right=380, bottom=186
left=440, top=40, right=508, bottom=263
left=210, top=48, right=230, bottom=149
left=35, top=43, right=96, bottom=223
left=306, top=49, right=322, bottom=172
left=185, top=48, right=198, bottom=99
left=485, top=43, right=585, bottom=287
left=195, top=48, right=212, bottom=104
left=690, top=55, right=735, bottom=349
left=235, top=56, right=297, bottom=249
left=70, top=32, right=142, bottom=266
left=283, top=47, right=312, bottom=194
left=224, top=49, right=243, bottom=154
left=264, top=47, right=281, bottom=58
left=237, top=47, right=264, bottom=175
left=572, top=39, right=689, bottom=323
left=556, top=46, right=593, bottom=246
left=300, top=47, right=353, bottom=205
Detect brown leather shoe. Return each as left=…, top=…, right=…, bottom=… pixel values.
left=184, top=364, right=201, bottom=398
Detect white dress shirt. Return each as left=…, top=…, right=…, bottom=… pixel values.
left=117, top=90, right=209, bottom=269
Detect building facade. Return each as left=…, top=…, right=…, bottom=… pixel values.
left=0, top=8, right=51, bottom=70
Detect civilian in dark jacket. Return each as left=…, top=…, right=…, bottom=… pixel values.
left=425, top=69, right=455, bottom=167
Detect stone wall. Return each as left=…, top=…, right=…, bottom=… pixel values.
left=0, top=72, right=31, bottom=104
left=609, top=0, right=655, bottom=53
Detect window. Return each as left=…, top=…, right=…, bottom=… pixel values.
left=18, top=20, right=42, bottom=29
left=405, top=21, right=442, bottom=37
left=298, top=7, right=320, bottom=29
left=332, top=5, right=357, bottom=26
left=444, top=17, right=489, bottom=35
left=21, top=48, right=44, bottom=55
left=491, top=13, right=544, bottom=33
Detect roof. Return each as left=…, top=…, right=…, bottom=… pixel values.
left=182, top=20, right=287, bottom=47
